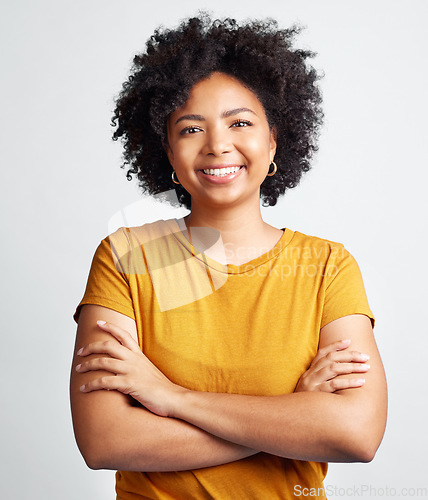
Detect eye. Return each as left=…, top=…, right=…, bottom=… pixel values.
left=180, top=126, right=202, bottom=135
left=231, top=119, right=253, bottom=128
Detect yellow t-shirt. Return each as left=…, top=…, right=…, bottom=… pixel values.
left=74, top=218, right=374, bottom=500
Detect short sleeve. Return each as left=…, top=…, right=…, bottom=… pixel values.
left=73, top=237, right=135, bottom=323
left=321, top=245, right=374, bottom=329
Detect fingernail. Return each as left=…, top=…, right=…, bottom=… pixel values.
left=97, top=320, right=106, bottom=326
left=356, top=378, right=365, bottom=385
left=361, top=354, right=370, bottom=361
left=80, top=385, right=86, bottom=392
left=77, top=348, right=83, bottom=355
left=341, top=339, right=351, bottom=344
left=75, top=364, right=81, bottom=371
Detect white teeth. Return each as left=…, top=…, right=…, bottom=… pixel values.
left=202, top=166, right=242, bottom=177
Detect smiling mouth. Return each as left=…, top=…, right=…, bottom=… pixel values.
left=201, top=166, right=244, bottom=177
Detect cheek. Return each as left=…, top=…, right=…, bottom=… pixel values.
left=238, top=135, right=272, bottom=164
left=174, top=137, right=199, bottom=158
left=173, top=148, right=193, bottom=170
left=169, top=143, right=201, bottom=178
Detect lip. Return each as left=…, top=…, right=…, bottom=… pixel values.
left=198, top=164, right=244, bottom=170
left=197, top=165, right=245, bottom=184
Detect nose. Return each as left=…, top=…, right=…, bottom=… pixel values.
left=202, top=126, right=233, bottom=156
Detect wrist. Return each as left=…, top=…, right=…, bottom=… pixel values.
left=169, top=385, right=191, bottom=419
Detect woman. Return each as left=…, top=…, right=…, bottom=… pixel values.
left=71, top=15, right=387, bottom=499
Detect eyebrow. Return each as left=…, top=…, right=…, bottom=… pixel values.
left=174, top=107, right=256, bottom=125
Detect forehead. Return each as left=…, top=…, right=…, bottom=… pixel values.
left=172, top=72, right=265, bottom=115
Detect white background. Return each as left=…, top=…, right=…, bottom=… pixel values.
left=1, top=1, right=427, bottom=498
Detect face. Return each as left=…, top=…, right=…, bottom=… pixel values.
left=166, top=72, right=277, bottom=210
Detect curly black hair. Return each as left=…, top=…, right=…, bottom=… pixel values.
left=112, top=13, right=323, bottom=210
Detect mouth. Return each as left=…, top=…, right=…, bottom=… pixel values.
left=200, top=165, right=245, bottom=178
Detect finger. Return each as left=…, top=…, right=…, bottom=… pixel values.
left=317, top=362, right=370, bottom=380
left=80, top=375, right=132, bottom=394
left=77, top=339, right=129, bottom=360
left=97, top=320, right=141, bottom=353
left=76, top=357, right=126, bottom=375
left=319, top=377, right=366, bottom=393
left=324, top=350, right=370, bottom=364
left=311, top=339, right=351, bottom=365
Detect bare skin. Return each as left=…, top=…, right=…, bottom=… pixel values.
left=70, top=305, right=258, bottom=471
left=165, top=72, right=281, bottom=265
left=71, top=72, right=387, bottom=471
left=75, top=313, right=386, bottom=465
left=71, top=306, right=381, bottom=471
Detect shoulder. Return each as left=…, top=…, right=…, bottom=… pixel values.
left=106, top=219, right=173, bottom=244
left=282, top=230, right=363, bottom=286
left=290, top=229, right=343, bottom=248
left=101, top=219, right=182, bottom=275
left=286, top=229, right=348, bottom=261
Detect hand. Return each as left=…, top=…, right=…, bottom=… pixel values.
left=295, top=339, right=370, bottom=393
left=75, top=320, right=185, bottom=417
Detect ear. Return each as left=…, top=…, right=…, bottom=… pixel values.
left=163, top=141, right=174, bottom=167
left=269, top=127, right=277, bottom=163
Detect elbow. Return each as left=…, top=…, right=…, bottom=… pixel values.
left=76, top=435, right=115, bottom=471
left=334, top=436, right=380, bottom=463
left=356, top=424, right=385, bottom=463
left=72, top=411, right=123, bottom=470
left=340, top=424, right=384, bottom=463
left=79, top=443, right=109, bottom=470
left=85, top=458, right=102, bottom=471
left=86, top=459, right=108, bottom=471
left=336, top=400, right=387, bottom=463
left=351, top=442, right=378, bottom=463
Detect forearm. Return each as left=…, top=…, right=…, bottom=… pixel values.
left=169, top=316, right=387, bottom=464
left=172, top=390, right=379, bottom=463
left=72, top=391, right=257, bottom=472
left=71, top=306, right=258, bottom=472
left=74, top=312, right=386, bottom=468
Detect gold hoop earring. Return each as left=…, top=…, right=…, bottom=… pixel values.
left=172, top=170, right=180, bottom=185
left=267, top=161, right=277, bottom=177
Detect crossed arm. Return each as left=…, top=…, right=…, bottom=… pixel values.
left=70, top=304, right=387, bottom=471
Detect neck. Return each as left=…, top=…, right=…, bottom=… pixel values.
left=185, top=198, right=264, bottom=243
left=182, top=195, right=283, bottom=265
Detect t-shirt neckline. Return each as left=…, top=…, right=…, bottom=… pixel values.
left=166, top=218, right=294, bottom=275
